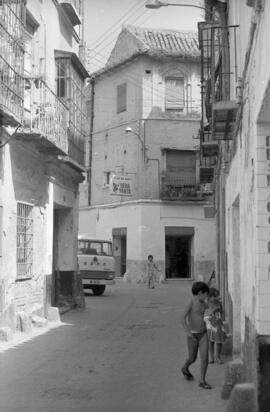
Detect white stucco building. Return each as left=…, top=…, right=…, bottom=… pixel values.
left=0, top=0, right=88, bottom=332
left=80, top=26, right=216, bottom=283
left=200, top=0, right=270, bottom=408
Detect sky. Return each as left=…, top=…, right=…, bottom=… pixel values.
left=84, top=0, right=205, bottom=73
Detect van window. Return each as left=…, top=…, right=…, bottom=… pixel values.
left=78, top=240, right=112, bottom=256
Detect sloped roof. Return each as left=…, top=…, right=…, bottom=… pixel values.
left=91, top=25, right=199, bottom=78
left=126, top=25, right=199, bottom=56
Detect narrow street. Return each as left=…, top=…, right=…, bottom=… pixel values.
left=1, top=281, right=228, bottom=412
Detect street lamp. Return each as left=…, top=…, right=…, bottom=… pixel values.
left=125, top=127, right=146, bottom=161
left=145, top=0, right=207, bottom=12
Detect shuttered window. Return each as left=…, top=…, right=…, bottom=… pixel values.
left=166, top=150, right=196, bottom=186
left=117, top=83, right=127, bottom=113
left=165, top=77, right=184, bottom=110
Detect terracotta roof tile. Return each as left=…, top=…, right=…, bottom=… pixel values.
left=93, top=25, right=199, bottom=77
left=126, top=25, right=199, bottom=57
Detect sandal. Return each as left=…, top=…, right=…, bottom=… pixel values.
left=209, top=360, right=215, bottom=364
left=199, top=381, right=212, bottom=389
left=181, top=367, right=194, bottom=381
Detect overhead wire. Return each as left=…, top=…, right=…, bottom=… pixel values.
left=93, top=9, right=150, bottom=57
left=83, top=3, right=201, bottom=113
left=87, top=0, right=145, bottom=50
left=86, top=48, right=200, bottom=106
left=86, top=11, right=150, bottom=71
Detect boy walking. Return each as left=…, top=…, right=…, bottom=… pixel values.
left=181, top=281, right=211, bottom=389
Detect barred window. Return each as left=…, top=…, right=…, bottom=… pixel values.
left=17, top=202, right=33, bottom=280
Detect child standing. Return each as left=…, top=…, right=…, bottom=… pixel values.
left=147, top=255, right=158, bottom=289
left=181, top=281, right=211, bottom=389
left=206, top=288, right=227, bottom=364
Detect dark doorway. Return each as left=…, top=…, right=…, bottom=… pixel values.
left=112, top=227, right=127, bottom=277
left=165, top=227, right=194, bottom=279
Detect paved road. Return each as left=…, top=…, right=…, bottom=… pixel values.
left=0, top=281, right=228, bottom=411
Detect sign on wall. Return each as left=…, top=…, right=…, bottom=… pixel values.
left=110, top=175, right=132, bottom=196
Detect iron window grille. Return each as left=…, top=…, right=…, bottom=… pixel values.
left=17, top=202, right=33, bottom=280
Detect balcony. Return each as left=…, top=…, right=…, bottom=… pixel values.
left=65, top=119, right=86, bottom=170
left=201, top=129, right=219, bottom=157
left=161, top=173, right=203, bottom=200
left=0, top=56, right=24, bottom=126
left=0, top=1, right=25, bottom=127
left=15, top=78, right=68, bottom=156
left=199, top=23, right=239, bottom=142
left=59, top=0, right=82, bottom=26
left=200, top=142, right=216, bottom=184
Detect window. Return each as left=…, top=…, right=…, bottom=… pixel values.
left=166, top=150, right=196, bottom=186
left=78, top=240, right=112, bottom=256
left=165, top=77, right=184, bottom=111
left=56, top=59, right=68, bottom=98
left=17, top=202, right=33, bottom=280
left=117, top=83, right=127, bottom=113
left=103, top=171, right=111, bottom=187
left=24, top=10, right=40, bottom=77
left=55, top=56, right=87, bottom=165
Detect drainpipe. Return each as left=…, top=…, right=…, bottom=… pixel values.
left=142, top=119, right=161, bottom=197
left=88, top=78, right=95, bottom=205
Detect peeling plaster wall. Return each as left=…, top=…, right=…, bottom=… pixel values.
left=224, top=0, right=270, bottom=396
left=0, top=141, right=80, bottom=329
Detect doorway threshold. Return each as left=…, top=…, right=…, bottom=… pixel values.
left=165, top=278, right=194, bottom=283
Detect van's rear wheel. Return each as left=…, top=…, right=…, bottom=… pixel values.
left=92, top=285, right=106, bottom=296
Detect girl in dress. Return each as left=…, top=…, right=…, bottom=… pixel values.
left=206, top=288, right=227, bottom=364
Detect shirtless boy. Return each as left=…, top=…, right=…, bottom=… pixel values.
left=181, top=281, right=211, bottom=389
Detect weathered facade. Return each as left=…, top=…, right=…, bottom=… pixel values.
left=0, top=0, right=88, bottom=334
left=80, top=26, right=216, bottom=283
left=199, top=0, right=270, bottom=409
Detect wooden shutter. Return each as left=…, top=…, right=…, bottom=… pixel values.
left=165, top=77, right=184, bottom=110
left=166, top=150, right=196, bottom=186
left=117, top=83, right=127, bottom=113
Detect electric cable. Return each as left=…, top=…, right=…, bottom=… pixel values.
left=88, top=0, right=145, bottom=49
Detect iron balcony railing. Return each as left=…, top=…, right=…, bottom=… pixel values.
left=0, top=0, right=26, bottom=43
left=0, top=0, right=25, bottom=125
left=66, top=95, right=86, bottom=166
left=199, top=23, right=239, bottom=144
left=161, top=173, right=201, bottom=200
left=23, top=78, right=68, bottom=154
left=199, top=23, right=239, bottom=107
left=0, top=53, right=24, bottom=125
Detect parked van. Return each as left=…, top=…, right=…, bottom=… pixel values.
left=78, top=234, right=115, bottom=295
